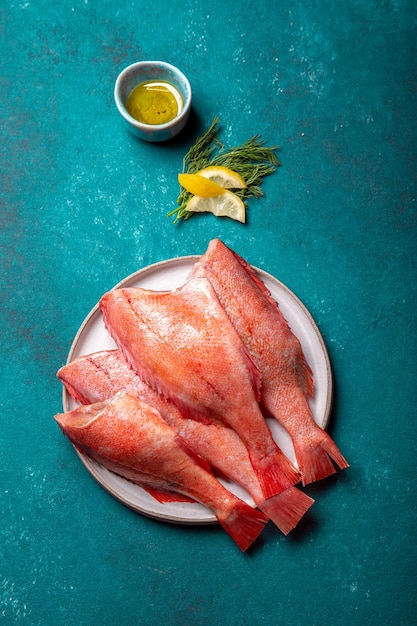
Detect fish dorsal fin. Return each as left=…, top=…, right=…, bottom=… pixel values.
left=239, top=344, right=262, bottom=401
left=297, top=354, right=314, bottom=398
left=232, top=247, right=313, bottom=396
left=232, top=249, right=281, bottom=311
left=174, top=435, right=213, bottom=474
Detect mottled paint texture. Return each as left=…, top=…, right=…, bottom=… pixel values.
left=1, top=0, right=416, bottom=624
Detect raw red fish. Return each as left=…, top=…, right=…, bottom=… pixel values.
left=58, top=350, right=314, bottom=534
left=54, top=391, right=268, bottom=551
left=99, top=278, right=301, bottom=500
left=191, top=239, right=348, bottom=485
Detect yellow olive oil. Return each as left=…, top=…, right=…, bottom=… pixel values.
left=126, top=80, right=183, bottom=125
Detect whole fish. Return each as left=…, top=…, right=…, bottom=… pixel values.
left=58, top=350, right=314, bottom=535
left=99, top=278, right=301, bottom=500
left=54, top=391, right=268, bottom=551
left=191, top=239, right=348, bottom=485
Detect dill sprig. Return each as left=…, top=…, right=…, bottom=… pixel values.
left=167, top=118, right=280, bottom=223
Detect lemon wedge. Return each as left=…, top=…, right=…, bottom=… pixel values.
left=186, top=191, right=246, bottom=223
left=178, top=173, right=226, bottom=198
left=197, top=165, right=247, bottom=190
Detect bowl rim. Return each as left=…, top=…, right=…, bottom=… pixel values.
left=114, top=60, right=192, bottom=131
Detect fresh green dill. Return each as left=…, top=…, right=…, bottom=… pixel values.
left=167, top=117, right=280, bottom=223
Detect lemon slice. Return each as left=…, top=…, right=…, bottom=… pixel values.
left=197, top=165, right=247, bottom=190
left=186, top=191, right=246, bottom=223
left=178, top=173, right=226, bottom=198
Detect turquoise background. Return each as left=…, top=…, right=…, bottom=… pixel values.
left=1, top=0, right=416, bottom=624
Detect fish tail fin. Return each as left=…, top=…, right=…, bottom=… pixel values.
left=251, top=450, right=300, bottom=499
left=258, top=486, right=314, bottom=535
left=218, top=502, right=268, bottom=552
left=296, top=432, right=349, bottom=485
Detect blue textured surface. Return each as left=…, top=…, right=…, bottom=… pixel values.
left=1, top=1, right=416, bottom=624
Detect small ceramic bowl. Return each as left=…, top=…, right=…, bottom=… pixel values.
left=114, top=61, right=192, bottom=142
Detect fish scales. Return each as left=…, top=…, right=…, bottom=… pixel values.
left=99, top=278, right=301, bottom=500
left=58, top=350, right=314, bottom=534
left=54, top=391, right=268, bottom=551
left=191, top=239, right=348, bottom=485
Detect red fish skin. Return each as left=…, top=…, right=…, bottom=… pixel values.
left=191, top=239, right=348, bottom=485
left=55, top=391, right=268, bottom=552
left=99, top=279, right=301, bottom=500
left=58, top=350, right=141, bottom=406
left=57, top=351, right=134, bottom=405
left=58, top=350, right=314, bottom=534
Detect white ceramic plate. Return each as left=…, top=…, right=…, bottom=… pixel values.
left=62, top=255, right=332, bottom=524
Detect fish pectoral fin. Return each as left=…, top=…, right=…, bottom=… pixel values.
left=175, top=435, right=213, bottom=474
left=142, top=486, right=196, bottom=504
